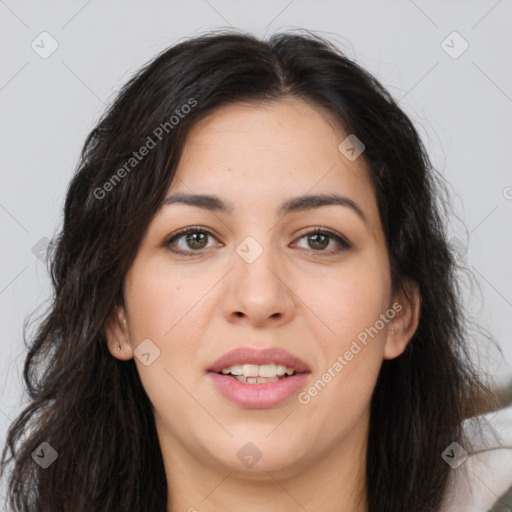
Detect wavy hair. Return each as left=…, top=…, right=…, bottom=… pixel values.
left=1, top=29, right=496, bottom=511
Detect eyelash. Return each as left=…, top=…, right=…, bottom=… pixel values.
left=163, top=225, right=351, bottom=256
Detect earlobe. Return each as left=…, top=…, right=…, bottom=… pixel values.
left=105, top=303, right=133, bottom=361
left=383, top=280, right=421, bottom=360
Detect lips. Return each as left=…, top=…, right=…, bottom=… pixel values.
left=207, top=346, right=311, bottom=374
left=207, top=346, right=311, bottom=408
left=208, top=371, right=309, bottom=409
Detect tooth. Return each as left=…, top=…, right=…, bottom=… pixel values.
left=259, top=376, right=279, bottom=383
left=220, top=365, right=242, bottom=375
left=229, top=365, right=243, bottom=375
left=220, top=363, right=297, bottom=377
left=235, top=375, right=279, bottom=384
left=242, top=364, right=259, bottom=377
left=258, top=363, right=277, bottom=377
left=276, top=364, right=287, bottom=376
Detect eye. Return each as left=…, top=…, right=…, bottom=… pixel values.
left=164, top=226, right=351, bottom=257
left=164, top=226, right=220, bottom=255
left=294, top=227, right=351, bottom=255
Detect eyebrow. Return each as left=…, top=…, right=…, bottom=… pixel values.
left=163, top=192, right=369, bottom=225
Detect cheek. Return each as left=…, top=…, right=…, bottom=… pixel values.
left=123, top=263, right=207, bottom=421
left=124, top=257, right=206, bottom=340
left=298, top=289, right=386, bottom=440
left=296, top=259, right=390, bottom=416
left=123, top=258, right=215, bottom=384
left=304, top=260, right=390, bottom=348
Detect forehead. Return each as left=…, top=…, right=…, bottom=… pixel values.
left=169, top=98, right=379, bottom=226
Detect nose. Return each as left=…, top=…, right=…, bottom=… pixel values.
left=222, top=240, right=296, bottom=328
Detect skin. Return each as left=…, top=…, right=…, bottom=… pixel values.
left=106, top=97, right=420, bottom=512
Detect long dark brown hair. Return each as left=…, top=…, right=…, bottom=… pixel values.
left=1, top=29, right=497, bottom=511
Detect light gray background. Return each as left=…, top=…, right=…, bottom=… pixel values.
left=1, top=0, right=511, bottom=476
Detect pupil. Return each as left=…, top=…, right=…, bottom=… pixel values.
left=187, top=232, right=206, bottom=249
left=310, top=234, right=328, bottom=250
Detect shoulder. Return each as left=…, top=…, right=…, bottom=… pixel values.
left=440, top=404, right=512, bottom=511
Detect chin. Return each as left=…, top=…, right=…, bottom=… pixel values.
left=204, top=439, right=308, bottom=477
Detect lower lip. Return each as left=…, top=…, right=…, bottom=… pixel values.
left=208, top=372, right=309, bottom=409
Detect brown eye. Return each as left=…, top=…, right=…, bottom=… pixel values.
left=164, top=226, right=351, bottom=257
left=307, top=233, right=330, bottom=250
left=164, top=226, right=219, bottom=255
left=184, top=232, right=208, bottom=250
left=294, top=228, right=351, bottom=255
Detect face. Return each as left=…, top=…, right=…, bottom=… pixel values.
left=107, top=97, right=419, bottom=481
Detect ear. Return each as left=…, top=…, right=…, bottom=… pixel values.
left=105, top=303, right=133, bottom=361
left=383, top=279, right=421, bottom=360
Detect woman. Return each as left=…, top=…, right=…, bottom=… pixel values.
left=1, top=29, right=498, bottom=511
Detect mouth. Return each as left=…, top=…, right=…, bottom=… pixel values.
left=207, top=346, right=311, bottom=375
left=207, top=346, right=311, bottom=408
left=215, top=363, right=303, bottom=384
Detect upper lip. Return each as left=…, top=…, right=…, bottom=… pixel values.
left=208, top=347, right=311, bottom=373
